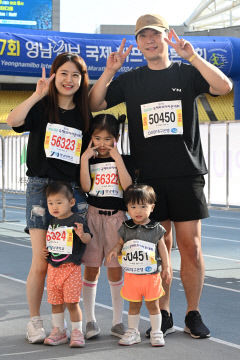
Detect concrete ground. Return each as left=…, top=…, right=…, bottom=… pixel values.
left=0, top=197, right=239, bottom=359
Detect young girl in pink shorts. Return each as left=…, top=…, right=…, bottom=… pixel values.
left=80, top=113, right=133, bottom=339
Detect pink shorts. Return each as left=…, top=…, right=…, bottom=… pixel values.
left=121, top=272, right=165, bottom=302
left=47, top=263, right=82, bottom=305
left=82, top=205, right=126, bottom=267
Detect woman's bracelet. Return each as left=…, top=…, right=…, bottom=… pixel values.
left=188, top=53, right=197, bottom=63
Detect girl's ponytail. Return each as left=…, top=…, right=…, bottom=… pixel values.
left=117, top=114, right=128, bottom=155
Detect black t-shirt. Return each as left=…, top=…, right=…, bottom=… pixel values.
left=13, top=100, right=88, bottom=182
left=105, top=62, right=210, bottom=179
left=46, top=213, right=91, bottom=267
left=87, top=155, right=134, bottom=210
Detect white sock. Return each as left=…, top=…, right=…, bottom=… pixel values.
left=150, top=313, right=162, bottom=333
left=128, top=314, right=140, bottom=330
left=31, top=316, right=41, bottom=322
left=52, top=312, right=65, bottom=331
left=71, top=321, right=82, bottom=332
left=108, top=279, right=124, bottom=326
left=64, top=318, right=68, bottom=330
left=82, top=278, right=98, bottom=323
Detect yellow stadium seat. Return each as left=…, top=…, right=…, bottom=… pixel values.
left=197, top=97, right=210, bottom=122
left=0, top=129, right=22, bottom=137
left=0, top=90, right=32, bottom=125
left=205, top=91, right=234, bottom=121
left=197, top=90, right=234, bottom=123
left=0, top=89, right=234, bottom=133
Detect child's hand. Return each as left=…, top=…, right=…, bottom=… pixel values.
left=74, top=223, right=91, bottom=244
left=42, top=246, right=49, bottom=260
left=106, top=140, right=120, bottom=161
left=106, top=250, right=118, bottom=263
left=161, top=267, right=171, bottom=284
left=74, top=223, right=84, bottom=238
left=81, top=140, right=98, bottom=161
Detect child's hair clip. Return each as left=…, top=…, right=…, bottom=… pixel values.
left=118, top=114, right=126, bottom=123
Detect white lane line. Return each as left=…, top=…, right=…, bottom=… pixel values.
left=0, top=274, right=27, bottom=284
left=203, top=236, right=239, bottom=243
left=202, top=224, right=240, bottom=230
left=0, top=240, right=31, bottom=248
left=0, top=222, right=26, bottom=227
left=0, top=274, right=47, bottom=290
left=203, top=254, right=240, bottom=262
left=2, top=240, right=239, bottom=265
left=0, top=350, right=47, bottom=357
left=3, top=210, right=26, bottom=214
left=209, top=337, right=240, bottom=350
left=1, top=274, right=240, bottom=350
left=4, top=220, right=240, bottom=231
left=209, top=215, right=240, bottom=221
left=173, top=276, right=240, bottom=293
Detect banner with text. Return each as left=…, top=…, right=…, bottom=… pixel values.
left=0, top=29, right=239, bottom=80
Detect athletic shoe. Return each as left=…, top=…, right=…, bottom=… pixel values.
left=85, top=321, right=100, bottom=339
left=145, top=310, right=175, bottom=338
left=184, top=311, right=210, bottom=339
left=150, top=331, right=165, bottom=347
left=44, top=327, right=68, bottom=346
left=26, top=319, right=46, bottom=344
left=111, top=323, right=125, bottom=338
left=69, top=329, right=85, bottom=348
left=119, top=328, right=141, bottom=346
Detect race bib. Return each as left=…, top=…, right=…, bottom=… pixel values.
left=141, top=100, right=183, bottom=138
left=46, top=226, right=74, bottom=254
left=89, top=162, right=123, bottom=198
left=44, top=123, right=82, bottom=164
left=118, top=239, right=157, bottom=274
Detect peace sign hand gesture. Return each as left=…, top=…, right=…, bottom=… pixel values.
left=106, top=38, right=133, bottom=75
left=106, top=140, right=120, bottom=161
left=165, top=29, right=195, bottom=61
left=35, top=67, right=55, bottom=99
left=81, top=140, right=99, bottom=161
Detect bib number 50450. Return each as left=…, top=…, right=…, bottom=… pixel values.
left=149, top=112, right=175, bottom=124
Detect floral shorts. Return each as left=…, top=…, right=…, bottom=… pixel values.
left=47, top=263, right=82, bottom=305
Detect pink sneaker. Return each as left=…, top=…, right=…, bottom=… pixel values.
left=69, top=329, right=85, bottom=348
left=44, top=327, right=68, bottom=346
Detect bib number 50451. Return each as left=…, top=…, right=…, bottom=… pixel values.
left=123, top=250, right=149, bottom=262
left=149, top=112, right=175, bottom=124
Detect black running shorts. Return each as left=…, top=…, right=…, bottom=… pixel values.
left=143, top=175, right=209, bottom=222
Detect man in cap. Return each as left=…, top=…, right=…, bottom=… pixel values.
left=88, top=14, right=232, bottom=342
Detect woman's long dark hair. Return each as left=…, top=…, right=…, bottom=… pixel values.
left=45, top=52, right=90, bottom=132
